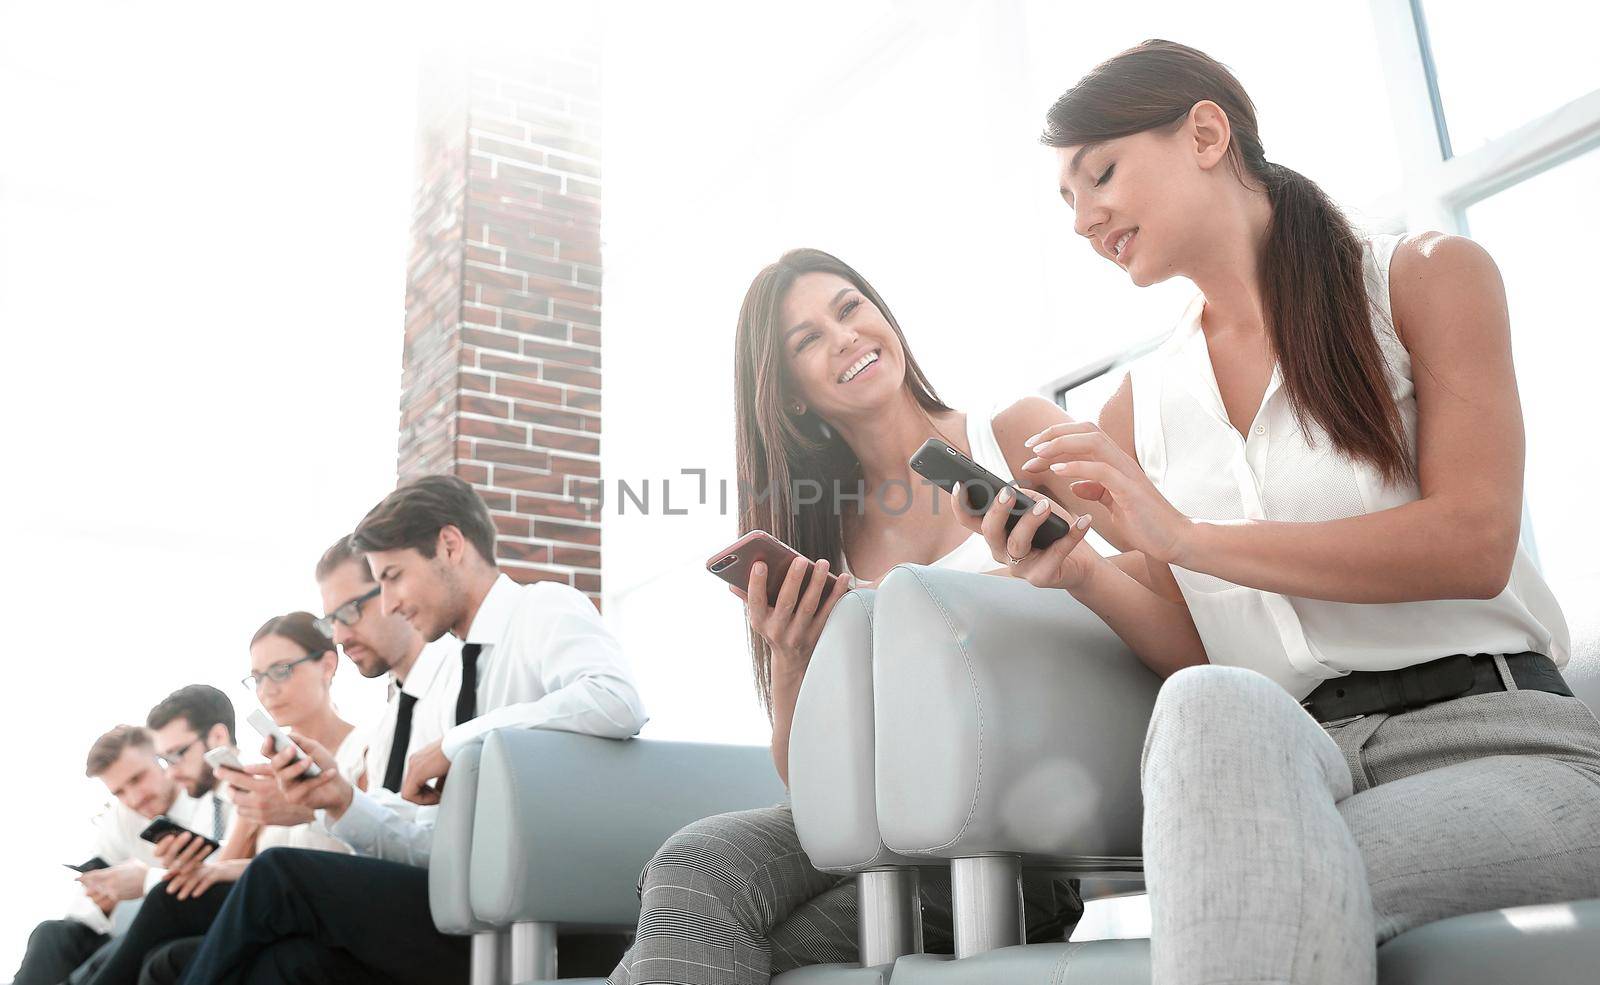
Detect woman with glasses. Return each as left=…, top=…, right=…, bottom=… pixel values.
left=233, top=611, right=369, bottom=852
left=82, top=614, right=368, bottom=985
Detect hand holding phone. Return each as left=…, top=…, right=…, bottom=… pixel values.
left=203, top=745, right=246, bottom=773
left=64, top=856, right=109, bottom=874
left=246, top=709, right=322, bottom=779
left=139, top=815, right=221, bottom=854
left=909, top=438, right=1073, bottom=551
left=706, top=530, right=845, bottom=607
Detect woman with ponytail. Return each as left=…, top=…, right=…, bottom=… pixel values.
left=958, top=39, right=1593, bottom=984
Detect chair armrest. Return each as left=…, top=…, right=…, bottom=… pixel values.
left=791, top=589, right=919, bottom=873
left=429, top=737, right=491, bottom=935
left=469, top=730, right=788, bottom=928
left=873, top=565, right=1161, bottom=873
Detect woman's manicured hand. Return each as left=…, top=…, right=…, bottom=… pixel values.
left=952, top=482, right=1099, bottom=591
left=1021, top=422, right=1191, bottom=564
left=742, top=556, right=852, bottom=688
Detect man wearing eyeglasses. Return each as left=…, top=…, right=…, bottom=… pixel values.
left=314, top=533, right=454, bottom=795
left=146, top=686, right=239, bottom=817
left=173, top=475, right=646, bottom=985
left=11, top=726, right=217, bottom=985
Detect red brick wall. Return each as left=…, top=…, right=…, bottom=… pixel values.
left=399, top=46, right=603, bottom=602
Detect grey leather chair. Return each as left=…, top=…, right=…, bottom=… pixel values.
left=430, top=737, right=513, bottom=985
left=870, top=563, right=1600, bottom=984
left=464, top=728, right=789, bottom=985
left=789, top=589, right=926, bottom=983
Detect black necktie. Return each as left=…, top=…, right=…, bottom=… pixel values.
left=456, top=643, right=482, bottom=726
left=382, top=692, right=418, bottom=793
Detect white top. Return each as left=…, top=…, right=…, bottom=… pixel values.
left=1130, top=233, right=1569, bottom=698
left=67, top=788, right=226, bottom=933
left=361, top=635, right=456, bottom=790
left=252, top=729, right=369, bottom=855
left=842, top=406, right=1017, bottom=582
left=328, top=574, right=648, bottom=867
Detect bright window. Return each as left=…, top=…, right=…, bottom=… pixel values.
left=1464, top=148, right=1600, bottom=642
left=1417, top=0, right=1600, bottom=155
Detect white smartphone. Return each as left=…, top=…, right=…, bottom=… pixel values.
left=202, top=746, right=246, bottom=773
left=245, top=708, right=323, bottom=779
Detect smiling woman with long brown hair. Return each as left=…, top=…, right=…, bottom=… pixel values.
left=606, top=248, right=1115, bottom=985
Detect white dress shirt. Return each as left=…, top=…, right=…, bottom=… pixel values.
left=361, top=635, right=455, bottom=787
left=67, top=788, right=227, bottom=933
left=1130, top=233, right=1568, bottom=697
left=329, top=574, right=647, bottom=867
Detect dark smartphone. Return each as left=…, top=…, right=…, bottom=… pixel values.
left=909, top=437, right=1073, bottom=551
left=707, top=530, right=844, bottom=606
left=138, top=815, right=220, bottom=853
left=64, top=856, right=110, bottom=873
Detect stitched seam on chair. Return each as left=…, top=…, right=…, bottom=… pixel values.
left=903, top=565, right=984, bottom=854
left=1049, top=941, right=1086, bottom=985
left=844, top=591, right=886, bottom=870
left=496, top=740, right=532, bottom=915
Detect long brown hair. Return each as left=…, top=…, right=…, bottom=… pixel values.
left=733, top=248, right=951, bottom=714
left=1042, top=40, right=1412, bottom=484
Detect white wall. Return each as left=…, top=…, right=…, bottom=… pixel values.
left=601, top=0, right=1405, bottom=746
left=0, top=3, right=417, bottom=972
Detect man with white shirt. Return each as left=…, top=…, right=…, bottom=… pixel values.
left=175, top=475, right=647, bottom=985
left=314, top=533, right=453, bottom=792
left=12, top=726, right=221, bottom=985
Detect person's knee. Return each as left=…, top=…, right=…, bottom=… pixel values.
left=1144, top=666, right=1301, bottom=772
left=1162, top=663, right=1281, bottom=716
left=139, top=880, right=186, bottom=919
left=26, top=919, right=67, bottom=946
left=1152, top=665, right=1294, bottom=737
left=247, top=846, right=303, bottom=881
left=641, top=808, right=786, bottom=908
left=25, top=919, right=82, bottom=952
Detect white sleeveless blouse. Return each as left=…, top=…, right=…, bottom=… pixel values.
left=841, top=406, right=1016, bottom=582
left=1130, top=234, right=1569, bottom=698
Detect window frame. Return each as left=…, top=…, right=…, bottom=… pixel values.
left=1370, top=0, right=1600, bottom=233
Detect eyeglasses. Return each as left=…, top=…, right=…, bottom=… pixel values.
left=156, top=736, right=204, bottom=769
left=313, top=585, right=382, bottom=637
left=242, top=651, right=325, bottom=691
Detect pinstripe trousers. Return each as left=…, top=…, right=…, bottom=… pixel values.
left=606, top=803, right=1082, bottom=985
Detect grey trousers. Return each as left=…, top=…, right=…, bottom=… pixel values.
left=606, top=803, right=1081, bottom=985
left=1142, top=662, right=1600, bottom=985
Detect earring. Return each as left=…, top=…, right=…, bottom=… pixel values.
left=792, top=403, right=805, bottom=415
left=817, top=418, right=834, bottom=441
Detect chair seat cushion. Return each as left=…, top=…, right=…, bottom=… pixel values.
left=772, top=961, right=893, bottom=984
left=1377, top=897, right=1600, bottom=985
left=885, top=942, right=1150, bottom=984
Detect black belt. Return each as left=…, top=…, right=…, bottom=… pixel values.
left=1302, top=651, right=1572, bottom=725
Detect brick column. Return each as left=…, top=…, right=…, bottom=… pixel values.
left=398, top=45, right=603, bottom=601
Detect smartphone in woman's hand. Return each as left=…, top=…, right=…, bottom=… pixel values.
left=706, top=530, right=843, bottom=606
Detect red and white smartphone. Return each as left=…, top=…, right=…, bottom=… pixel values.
left=706, top=530, right=844, bottom=607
